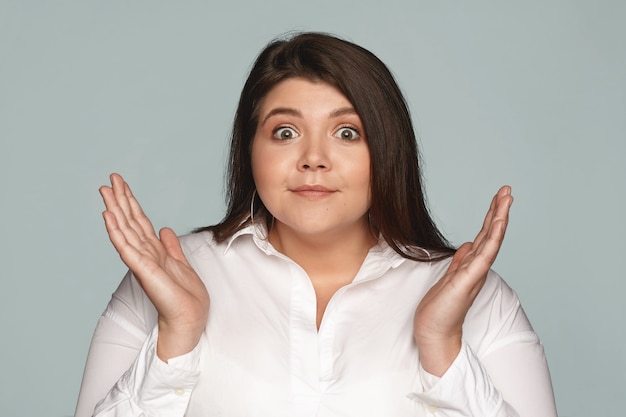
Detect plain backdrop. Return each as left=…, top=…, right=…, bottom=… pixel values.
left=1, top=1, right=624, bottom=416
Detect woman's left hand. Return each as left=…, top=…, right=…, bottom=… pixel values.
left=414, top=186, right=513, bottom=376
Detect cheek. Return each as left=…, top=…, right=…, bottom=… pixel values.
left=358, top=157, right=373, bottom=206
left=250, top=139, right=269, bottom=187
left=251, top=141, right=284, bottom=195
left=350, top=150, right=371, bottom=194
left=364, top=169, right=373, bottom=205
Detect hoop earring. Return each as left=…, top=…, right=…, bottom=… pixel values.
left=268, top=213, right=275, bottom=232
left=250, top=190, right=257, bottom=223
left=367, top=209, right=378, bottom=237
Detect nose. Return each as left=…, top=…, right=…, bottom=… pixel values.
left=298, top=136, right=330, bottom=171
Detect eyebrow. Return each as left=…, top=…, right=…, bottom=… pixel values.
left=260, top=106, right=358, bottom=126
left=329, top=107, right=358, bottom=118
left=260, top=108, right=302, bottom=126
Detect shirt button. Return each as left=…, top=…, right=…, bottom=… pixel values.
left=427, top=404, right=439, bottom=413
left=174, top=388, right=185, bottom=396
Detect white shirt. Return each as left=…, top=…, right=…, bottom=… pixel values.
left=75, top=225, right=557, bottom=417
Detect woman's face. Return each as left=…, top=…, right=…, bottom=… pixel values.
left=251, top=77, right=371, bottom=242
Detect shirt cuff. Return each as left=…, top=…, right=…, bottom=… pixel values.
left=97, top=326, right=204, bottom=417
left=408, top=340, right=505, bottom=417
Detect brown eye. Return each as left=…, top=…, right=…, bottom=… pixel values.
left=273, top=127, right=298, bottom=140
left=335, top=127, right=360, bottom=141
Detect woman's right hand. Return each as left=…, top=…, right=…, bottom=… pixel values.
left=99, top=173, right=209, bottom=362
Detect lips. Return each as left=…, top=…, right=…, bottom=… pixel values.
left=291, top=184, right=336, bottom=198
left=292, top=185, right=334, bottom=192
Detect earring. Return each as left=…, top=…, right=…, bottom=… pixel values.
left=250, top=189, right=257, bottom=223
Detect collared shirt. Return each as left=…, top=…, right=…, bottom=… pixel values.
left=75, top=225, right=557, bottom=417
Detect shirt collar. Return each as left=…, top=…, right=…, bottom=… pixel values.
left=370, top=239, right=408, bottom=269
left=224, top=222, right=410, bottom=269
left=223, top=222, right=263, bottom=254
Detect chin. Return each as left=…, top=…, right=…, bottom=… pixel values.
left=277, top=218, right=368, bottom=238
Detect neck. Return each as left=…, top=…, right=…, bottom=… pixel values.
left=268, top=220, right=377, bottom=277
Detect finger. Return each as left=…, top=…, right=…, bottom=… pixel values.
left=447, top=242, right=473, bottom=274
left=103, top=174, right=155, bottom=247
left=472, top=190, right=513, bottom=257
left=99, top=185, right=144, bottom=248
left=113, top=175, right=152, bottom=242
left=451, top=189, right=513, bottom=294
left=110, top=173, right=134, bottom=221
left=160, top=228, right=190, bottom=266
left=99, top=184, right=119, bottom=212
left=103, top=210, right=172, bottom=300
left=124, top=182, right=158, bottom=241
left=102, top=209, right=144, bottom=268
left=459, top=217, right=509, bottom=294
left=474, top=187, right=505, bottom=243
left=477, top=218, right=507, bottom=266
left=492, top=187, right=513, bottom=229
left=471, top=186, right=511, bottom=249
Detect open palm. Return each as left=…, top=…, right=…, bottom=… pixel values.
left=414, top=186, right=513, bottom=376
left=99, top=173, right=209, bottom=360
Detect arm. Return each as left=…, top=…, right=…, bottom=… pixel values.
left=481, top=331, right=557, bottom=417
left=75, top=173, right=210, bottom=416
left=414, top=186, right=513, bottom=376
left=74, top=270, right=205, bottom=417
left=74, top=273, right=149, bottom=417
left=90, top=326, right=203, bottom=417
left=412, top=187, right=557, bottom=416
left=98, top=173, right=209, bottom=362
left=412, top=296, right=557, bottom=417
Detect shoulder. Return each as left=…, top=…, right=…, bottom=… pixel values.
left=177, top=225, right=260, bottom=260
left=464, top=269, right=534, bottom=357
left=391, top=254, right=454, bottom=287
left=178, top=230, right=220, bottom=257
left=177, top=229, right=269, bottom=284
left=409, top=255, right=521, bottom=313
left=458, top=268, right=517, bottom=307
left=400, top=254, right=532, bottom=355
left=179, top=230, right=238, bottom=269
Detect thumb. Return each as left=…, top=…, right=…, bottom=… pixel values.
left=159, top=227, right=188, bottom=264
left=447, top=242, right=472, bottom=274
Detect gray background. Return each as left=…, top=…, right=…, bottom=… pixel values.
left=1, top=1, right=624, bottom=416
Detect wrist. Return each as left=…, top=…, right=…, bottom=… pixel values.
left=156, top=320, right=205, bottom=362
left=416, top=335, right=462, bottom=377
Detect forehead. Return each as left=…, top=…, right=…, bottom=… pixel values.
left=258, top=77, right=354, bottom=115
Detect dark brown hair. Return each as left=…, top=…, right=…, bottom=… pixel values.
left=198, top=32, right=455, bottom=261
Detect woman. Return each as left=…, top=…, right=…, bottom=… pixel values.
left=75, top=33, right=557, bottom=416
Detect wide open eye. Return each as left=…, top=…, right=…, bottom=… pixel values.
left=273, top=127, right=299, bottom=140
left=334, top=127, right=360, bottom=141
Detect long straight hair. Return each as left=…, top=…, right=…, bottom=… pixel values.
left=199, top=32, right=455, bottom=261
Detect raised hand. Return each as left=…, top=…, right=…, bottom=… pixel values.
left=414, top=186, right=513, bottom=376
left=99, top=173, right=209, bottom=361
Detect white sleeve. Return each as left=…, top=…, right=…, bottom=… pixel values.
left=408, top=334, right=557, bottom=417
left=408, top=270, right=558, bottom=417
left=74, top=271, right=203, bottom=417
left=92, top=326, right=203, bottom=417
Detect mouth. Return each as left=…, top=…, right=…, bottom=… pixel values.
left=291, top=184, right=336, bottom=198
left=292, top=185, right=333, bottom=192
